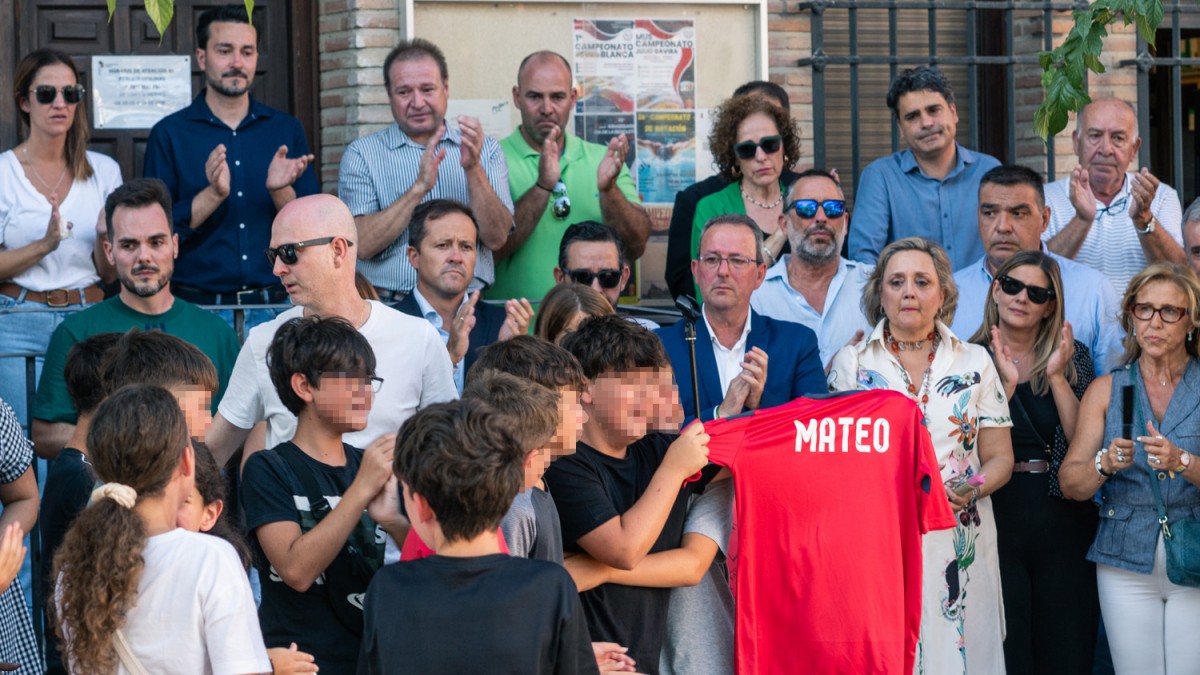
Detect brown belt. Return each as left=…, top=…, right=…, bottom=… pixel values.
left=1014, top=460, right=1050, bottom=474
left=0, top=282, right=104, bottom=308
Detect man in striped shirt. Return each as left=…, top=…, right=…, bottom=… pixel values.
left=338, top=38, right=514, bottom=303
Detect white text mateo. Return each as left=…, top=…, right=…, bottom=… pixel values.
left=793, top=418, right=891, bottom=453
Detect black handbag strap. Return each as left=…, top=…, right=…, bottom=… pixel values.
left=277, top=443, right=332, bottom=521
left=1131, top=364, right=1174, bottom=539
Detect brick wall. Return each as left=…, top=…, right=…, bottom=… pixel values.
left=317, top=0, right=404, bottom=191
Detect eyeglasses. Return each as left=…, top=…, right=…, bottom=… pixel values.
left=565, top=268, right=623, bottom=289
left=550, top=181, right=571, bottom=220
left=319, top=372, right=384, bottom=393
left=31, top=84, right=85, bottom=105
left=1131, top=303, right=1188, bottom=324
left=697, top=254, right=760, bottom=271
left=265, top=237, right=352, bottom=265
left=996, top=275, right=1056, bottom=305
left=785, top=199, right=846, bottom=219
left=733, top=135, right=783, bottom=160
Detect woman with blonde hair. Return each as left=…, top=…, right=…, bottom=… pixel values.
left=969, top=249, right=1099, bottom=673
left=54, top=384, right=270, bottom=675
left=828, top=237, right=1012, bottom=675
left=535, top=283, right=614, bottom=344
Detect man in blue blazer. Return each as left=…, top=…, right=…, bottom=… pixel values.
left=657, top=214, right=825, bottom=422
left=395, top=199, right=532, bottom=392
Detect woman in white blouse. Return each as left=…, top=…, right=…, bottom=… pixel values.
left=0, top=49, right=122, bottom=425
left=828, top=237, right=1014, bottom=675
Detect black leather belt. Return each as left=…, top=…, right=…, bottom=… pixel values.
left=172, top=282, right=289, bottom=306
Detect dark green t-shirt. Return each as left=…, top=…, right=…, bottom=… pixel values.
left=34, top=296, right=240, bottom=424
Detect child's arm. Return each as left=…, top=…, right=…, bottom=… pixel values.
left=267, top=643, right=317, bottom=674
left=576, top=424, right=709, bottom=570
left=253, top=435, right=395, bottom=592
left=566, top=531, right=720, bottom=591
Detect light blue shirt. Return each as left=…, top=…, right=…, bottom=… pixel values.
left=750, top=256, right=874, bottom=367
left=949, top=250, right=1124, bottom=375
left=412, top=287, right=466, bottom=394
left=849, top=143, right=1000, bottom=271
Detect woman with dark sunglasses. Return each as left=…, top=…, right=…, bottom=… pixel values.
left=688, top=96, right=800, bottom=297
left=968, top=250, right=1100, bottom=674
left=0, top=49, right=122, bottom=426
left=1060, top=263, right=1200, bottom=674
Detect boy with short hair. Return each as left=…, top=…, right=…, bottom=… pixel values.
left=546, top=315, right=710, bottom=673
left=463, top=369, right=560, bottom=561
left=359, top=399, right=597, bottom=674
left=241, top=316, right=408, bottom=674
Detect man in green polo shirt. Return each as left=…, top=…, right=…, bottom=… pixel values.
left=31, top=179, right=240, bottom=459
left=489, top=50, right=651, bottom=302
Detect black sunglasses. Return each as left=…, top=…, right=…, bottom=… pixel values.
left=265, top=237, right=352, bottom=265
left=565, top=268, right=623, bottom=289
left=32, top=84, right=85, bottom=105
left=785, top=199, right=846, bottom=219
left=733, top=135, right=783, bottom=160
left=996, top=275, right=1055, bottom=304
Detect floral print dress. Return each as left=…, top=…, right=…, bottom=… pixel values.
left=829, top=320, right=1012, bottom=675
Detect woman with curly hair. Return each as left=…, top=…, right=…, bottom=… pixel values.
left=689, top=95, right=801, bottom=293
left=53, top=384, right=270, bottom=675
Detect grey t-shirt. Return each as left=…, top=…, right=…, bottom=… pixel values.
left=500, top=487, right=564, bottom=564
left=660, top=479, right=736, bottom=675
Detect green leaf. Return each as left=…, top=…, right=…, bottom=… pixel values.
left=106, top=0, right=116, bottom=21
left=245, top=0, right=255, bottom=23
left=144, top=0, right=174, bottom=39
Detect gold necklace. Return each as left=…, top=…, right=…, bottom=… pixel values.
left=21, top=144, right=68, bottom=196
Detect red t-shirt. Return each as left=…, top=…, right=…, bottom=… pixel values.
left=705, top=390, right=955, bottom=675
left=399, top=528, right=510, bottom=560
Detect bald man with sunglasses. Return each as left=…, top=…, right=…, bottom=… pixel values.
left=750, top=169, right=873, bottom=367
left=207, top=194, right=457, bottom=471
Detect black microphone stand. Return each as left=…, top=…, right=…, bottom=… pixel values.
left=674, top=295, right=703, bottom=418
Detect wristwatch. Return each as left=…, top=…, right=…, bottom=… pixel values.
left=1135, top=216, right=1158, bottom=236
left=1180, top=452, right=1193, bottom=473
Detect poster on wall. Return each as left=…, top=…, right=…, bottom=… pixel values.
left=92, top=55, right=192, bottom=129
left=573, top=18, right=700, bottom=302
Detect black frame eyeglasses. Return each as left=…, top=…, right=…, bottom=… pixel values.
left=318, top=372, right=385, bottom=393
left=996, top=275, right=1056, bottom=305
left=564, top=268, right=623, bottom=289
left=32, top=84, right=85, bottom=105
left=733, top=135, right=782, bottom=160
left=785, top=199, right=846, bottom=219
left=266, top=237, right=353, bottom=266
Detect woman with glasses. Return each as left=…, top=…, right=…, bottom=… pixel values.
left=1060, top=263, right=1200, bottom=674
left=828, top=237, right=1012, bottom=675
left=535, top=283, right=614, bottom=345
left=689, top=96, right=800, bottom=295
left=0, top=49, right=122, bottom=426
left=968, top=250, right=1099, bottom=674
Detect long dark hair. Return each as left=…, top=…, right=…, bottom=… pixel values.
left=14, top=49, right=94, bottom=181
left=52, top=385, right=190, bottom=674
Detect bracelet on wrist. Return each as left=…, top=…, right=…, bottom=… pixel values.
left=1095, top=448, right=1114, bottom=478
left=535, top=181, right=555, bottom=193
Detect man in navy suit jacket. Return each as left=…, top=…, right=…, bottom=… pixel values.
left=657, top=214, right=824, bottom=422
left=395, top=200, right=532, bottom=392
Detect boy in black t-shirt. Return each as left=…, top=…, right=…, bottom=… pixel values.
left=544, top=316, right=710, bottom=674
left=359, top=398, right=597, bottom=674
left=42, top=329, right=221, bottom=675
left=241, top=316, right=408, bottom=674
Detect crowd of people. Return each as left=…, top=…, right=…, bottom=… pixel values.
left=0, top=2, right=1199, bottom=674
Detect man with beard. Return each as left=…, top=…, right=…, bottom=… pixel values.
left=489, top=50, right=649, bottom=302
left=850, top=67, right=1000, bottom=271
left=395, top=199, right=533, bottom=393
left=751, top=169, right=873, bottom=367
left=31, top=178, right=239, bottom=458
left=1043, top=98, right=1186, bottom=293
left=144, top=4, right=319, bottom=329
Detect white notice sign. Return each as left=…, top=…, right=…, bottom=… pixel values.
left=92, top=56, right=192, bottom=129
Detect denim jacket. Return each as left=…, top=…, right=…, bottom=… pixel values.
left=1089, top=360, right=1200, bottom=573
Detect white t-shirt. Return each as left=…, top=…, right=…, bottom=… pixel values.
left=218, top=301, right=458, bottom=448
left=0, top=150, right=122, bottom=291
left=61, top=529, right=271, bottom=675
